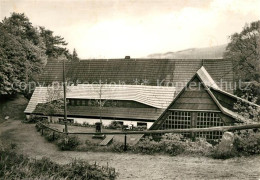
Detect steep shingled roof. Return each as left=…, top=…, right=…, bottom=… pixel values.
left=39, top=59, right=234, bottom=93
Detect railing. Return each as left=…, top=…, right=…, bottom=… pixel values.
left=37, top=122, right=63, bottom=133
left=38, top=122, right=260, bottom=135
left=37, top=122, right=260, bottom=151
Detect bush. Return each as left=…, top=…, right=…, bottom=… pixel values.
left=131, top=134, right=186, bottom=156
left=0, top=148, right=118, bottom=179
left=108, top=142, right=126, bottom=153
left=44, top=130, right=61, bottom=142
left=79, top=133, right=213, bottom=156
left=10, top=143, right=17, bottom=150
left=107, top=121, right=122, bottom=129
left=182, top=138, right=213, bottom=156
left=82, top=139, right=99, bottom=151
left=83, top=122, right=90, bottom=127
left=234, top=130, right=260, bottom=155
left=35, top=123, right=41, bottom=132
left=57, top=135, right=81, bottom=150
left=210, top=145, right=237, bottom=159
left=35, top=124, right=81, bottom=150
left=26, top=116, right=48, bottom=124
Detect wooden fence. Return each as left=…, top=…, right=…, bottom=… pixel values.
left=38, top=122, right=260, bottom=135
left=37, top=122, right=260, bottom=151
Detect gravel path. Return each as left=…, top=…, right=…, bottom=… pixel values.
left=1, top=120, right=260, bottom=180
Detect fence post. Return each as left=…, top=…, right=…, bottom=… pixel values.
left=124, top=133, right=127, bottom=151
left=53, top=132, right=55, bottom=141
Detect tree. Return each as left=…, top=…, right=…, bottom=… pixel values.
left=0, top=12, right=74, bottom=97
left=88, top=80, right=118, bottom=132
left=234, top=92, right=260, bottom=124
left=1, top=13, right=42, bottom=46
left=0, top=22, right=47, bottom=95
left=224, top=20, right=260, bottom=104
left=38, top=87, right=64, bottom=123
left=39, top=26, right=69, bottom=58
left=72, top=48, right=79, bottom=62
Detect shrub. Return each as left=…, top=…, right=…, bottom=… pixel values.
left=73, top=122, right=82, bottom=126
left=10, top=143, right=17, bottom=150
left=83, top=122, right=90, bottom=127
left=26, top=116, right=48, bottom=124
left=82, top=139, right=99, bottom=151
left=35, top=123, right=41, bottom=132
left=44, top=130, right=61, bottom=142
left=211, top=145, right=237, bottom=159
left=107, top=121, right=122, bottom=129
left=0, top=148, right=118, bottom=179
left=108, top=142, right=126, bottom=153
left=79, top=133, right=213, bottom=156
left=131, top=134, right=186, bottom=156
left=57, top=135, right=81, bottom=150
left=132, top=138, right=162, bottom=154
left=234, top=130, right=260, bottom=155
left=182, top=138, right=213, bottom=156
left=160, top=134, right=186, bottom=156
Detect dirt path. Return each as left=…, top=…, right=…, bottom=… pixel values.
left=1, top=120, right=260, bottom=180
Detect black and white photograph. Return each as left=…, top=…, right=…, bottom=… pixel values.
left=0, top=0, right=260, bottom=179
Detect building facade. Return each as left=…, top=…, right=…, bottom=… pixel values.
left=25, top=58, right=248, bottom=132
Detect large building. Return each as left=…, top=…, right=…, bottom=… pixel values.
left=25, top=57, right=242, bottom=129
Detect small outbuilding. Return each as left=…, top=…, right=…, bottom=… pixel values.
left=150, top=66, right=260, bottom=140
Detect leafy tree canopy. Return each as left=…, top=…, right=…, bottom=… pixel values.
left=0, top=22, right=47, bottom=95
left=39, top=26, right=69, bottom=58
left=0, top=12, right=79, bottom=97
left=224, top=20, right=260, bottom=104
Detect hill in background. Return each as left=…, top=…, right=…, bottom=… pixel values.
left=147, top=44, right=227, bottom=59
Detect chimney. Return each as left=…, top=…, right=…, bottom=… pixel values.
left=125, top=56, right=130, bottom=59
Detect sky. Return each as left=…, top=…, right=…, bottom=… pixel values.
left=1, top=0, right=260, bottom=59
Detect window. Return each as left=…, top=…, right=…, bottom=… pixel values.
left=159, top=111, right=225, bottom=140
left=160, top=111, right=191, bottom=136
left=76, top=99, right=81, bottom=106
left=70, top=99, right=75, bottom=106
left=196, top=112, right=224, bottom=140
left=161, top=111, right=191, bottom=129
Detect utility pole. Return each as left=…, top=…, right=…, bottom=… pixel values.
left=63, top=58, right=68, bottom=134
left=99, top=79, right=102, bottom=132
